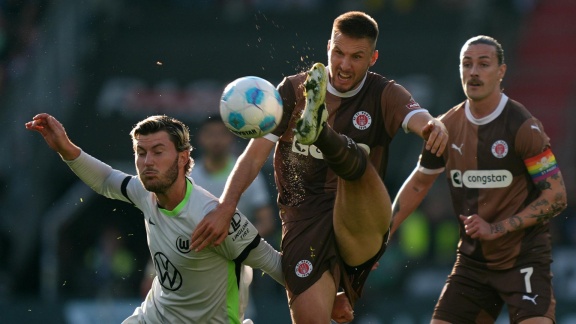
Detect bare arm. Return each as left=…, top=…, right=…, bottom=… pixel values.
left=191, top=137, right=275, bottom=251
left=406, top=112, right=448, bottom=157
left=461, top=171, right=567, bottom=240
left=390, top=167, right=439, bottom=237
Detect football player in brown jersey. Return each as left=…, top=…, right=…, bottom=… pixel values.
left=191, top=11, right=448, bottom=323
left=391, top=35, right=567, bottom=324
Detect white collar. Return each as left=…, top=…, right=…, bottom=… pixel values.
left=465, top=93, right=508, bottom=125
left=327, top=67, right=368, bottom=98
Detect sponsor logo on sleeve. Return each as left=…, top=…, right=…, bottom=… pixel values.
left=406, top=98, right=421, bottom=110
left=228, top=212, right=251, bottom=241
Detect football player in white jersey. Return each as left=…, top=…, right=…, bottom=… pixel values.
left=26, top=113, right=353, bottom=323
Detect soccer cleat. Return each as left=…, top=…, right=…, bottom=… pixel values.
left=294, top=62, right=328, bottom=145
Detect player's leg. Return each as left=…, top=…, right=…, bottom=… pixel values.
left=295, top=62, right=390, bottom=266
left=332, top=165, right=391, bottom=266
left=288, top=270, right=336, bottom=324
left=500, top=262, right=555, bottom=324
left=433, top=265, right=503, bottom=323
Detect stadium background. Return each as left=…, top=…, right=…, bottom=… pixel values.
left=0, top=0, right=574, bottom=323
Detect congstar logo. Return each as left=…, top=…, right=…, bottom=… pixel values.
left=450, top=170, right=512, bottom=188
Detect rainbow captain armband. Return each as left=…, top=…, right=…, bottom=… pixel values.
left=524, top=148, right=560, bottom=182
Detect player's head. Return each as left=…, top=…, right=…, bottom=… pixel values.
left=130, top=115, right=194, bottom=177
left=461, top=35, right=505, bottom=66
left=198, top=114, right=235, bottom=159
left=459, top=35, right=507, bottom=103
left=331, top=11, right=378, bottom=49
left=328, top=11, right=379, bottom=93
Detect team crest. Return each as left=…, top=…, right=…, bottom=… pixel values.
left=491, top=140, right=508, bottom=158
left=352, top=111, right=372, bottom=130
left=295, top=260, right=313, bottom=278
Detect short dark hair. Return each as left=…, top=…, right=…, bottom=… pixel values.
left=332, top=11, right=379, bottom=49
left=463, top=35, right=505, bottom=65
left=130, top=115, right=193, bottom=175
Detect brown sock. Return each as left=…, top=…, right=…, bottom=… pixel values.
left=314, top=125, right=367, bottom=181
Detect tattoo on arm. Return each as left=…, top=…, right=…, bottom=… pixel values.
left=508, top=215, right=523, bottom=230
left=530, top=211, right=555, bottom=223
left=530, top=199, right=567, bottom=223
left=490, top=222, right=506, bottom=234
left=536, top=179, right=551, bottom=191
left=529, top=199, right=549, bottom=211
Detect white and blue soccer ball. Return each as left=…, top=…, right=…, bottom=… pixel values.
left=219, top=76, right=283, bottom=139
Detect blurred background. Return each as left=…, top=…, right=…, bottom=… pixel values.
left=0, top=0, right=574, bottom=323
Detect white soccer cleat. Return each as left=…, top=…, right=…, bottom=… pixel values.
left=295, top=62, right=328, bottom=145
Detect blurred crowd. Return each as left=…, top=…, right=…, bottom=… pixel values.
left=0, top=0, right=48, bottom=95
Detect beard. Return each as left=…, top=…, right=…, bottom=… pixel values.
left=139, top=157, right=179, bottom=194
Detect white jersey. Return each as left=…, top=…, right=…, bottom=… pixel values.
left=65, top=151, right=282, bottom=324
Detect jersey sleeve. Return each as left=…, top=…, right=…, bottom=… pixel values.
left=213, top=209, right=260, bottom=260
left=242, top=238, right=283, bottom=285
left=515, top=117, right=550, bottom=159
left=516, top=117, right=560, bottom=182
left=381, top=81, right=428, bottom=137
left=64, top=150, right=135, bottom=204
left=272, top=75, right=299, bottom=137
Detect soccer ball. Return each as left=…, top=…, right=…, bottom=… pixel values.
left=220, top=76, right=283, bottom=139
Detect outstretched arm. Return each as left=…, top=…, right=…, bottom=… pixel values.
left=406, top=112, right=448, bottom=157
left=461, top=170, right=567, bottom=241
left=390, top=167, right=439, bottom=237
left=26, top=113, right=132, bottom=203
left=25, top=113, right=81, bottom=160
left=191, top=137, right=275, bottom=251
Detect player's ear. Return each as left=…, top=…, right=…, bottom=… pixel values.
left=370, top=50, right=378, bottom=67
left=498, top=63, right=507, bottom=80
left=179, top=150, right=189, bottom=166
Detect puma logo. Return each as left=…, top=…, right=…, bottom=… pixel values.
left=451, top=143, right=463, bottom=155
left=522, top=294, right=538, bottom=305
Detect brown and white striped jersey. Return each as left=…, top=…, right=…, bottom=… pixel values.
left=270, top=69, right=426, bottom=222
left=418, top=94, right=553, bottom=270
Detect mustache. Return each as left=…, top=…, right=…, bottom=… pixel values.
left=468, top=78, right=483, bottom=86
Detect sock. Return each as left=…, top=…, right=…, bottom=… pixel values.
left=314, top=125, right=367, bottom=181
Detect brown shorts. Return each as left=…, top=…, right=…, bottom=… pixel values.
left=281, top=206, right=388, bottom=307
left=434, top=256, right=556, bottom=323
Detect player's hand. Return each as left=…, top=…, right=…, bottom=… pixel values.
left=422, top=118, right=448, bottom=157
left=459, top=214, right=504, bottom=241
left=191, top=203, right=235, bottom=251
left=25, top=113, right=80, bottom=160
left=331, top=291, right=354, bottom=323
